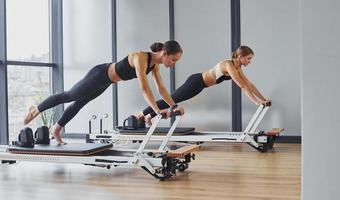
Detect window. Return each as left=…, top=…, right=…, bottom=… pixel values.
left=7, top=66, right=52, bottom=140
left=63, top=0, right=112, bottom=133
left=3, top=0, right=55, bottom=143
left=6, top=0, right=50, bottom=62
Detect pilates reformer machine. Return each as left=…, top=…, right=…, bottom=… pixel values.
left=0, top=112, right=198, bottom=181
left=88, top=104, right=283, bottom=153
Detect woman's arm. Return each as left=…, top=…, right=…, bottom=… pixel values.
left=132, top=52, right=161, bottom=114
left=152, top=66, right=185, bottom=114
left=224, top=62, right=262, bottom=105
left=151, top=65, right=176, bottom=107
left=238, top=69, right=268, bottom=101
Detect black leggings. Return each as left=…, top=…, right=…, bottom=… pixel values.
left=142, top=73, right=207, bottom=118
left=37, top=63, right=112, bottom=127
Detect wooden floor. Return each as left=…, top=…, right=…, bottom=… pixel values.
left=0, top=143, right=300, bottom=200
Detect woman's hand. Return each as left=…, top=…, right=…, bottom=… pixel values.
left=158, top=109, right=170, bottom=119
left=134, top=111, right=145, bottom=120
left=144, top=114, right=152, bottom=126
left=173, top=105, right=185, bottom=115
left=261, top=99, right=272, bottom=106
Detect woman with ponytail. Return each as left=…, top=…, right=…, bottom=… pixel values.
left=138, top=45, right=271, bottom=124
left=23, top=40, right=184, bottom=144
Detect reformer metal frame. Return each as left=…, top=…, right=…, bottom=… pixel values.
left=0, top=113, right=195, bottom=180
left=90, top=105, right=279, bottom=152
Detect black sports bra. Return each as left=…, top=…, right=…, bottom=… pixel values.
left=115, top=52, right=155, bottom=80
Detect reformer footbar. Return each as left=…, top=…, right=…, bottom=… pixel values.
left=0, top=111, right=197, bottom=181
left=89, top=105, right=283, bottom=152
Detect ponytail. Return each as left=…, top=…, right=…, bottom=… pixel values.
left=232, top=51, right=237, bottom=59
left=150, top=42, right=164, bottom=52
left=150, top=40, right=183, bottom=55
left=231, top=45, right=254, bottom=58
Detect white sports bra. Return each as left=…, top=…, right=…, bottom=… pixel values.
left=214, top=61, right=232, bottom=84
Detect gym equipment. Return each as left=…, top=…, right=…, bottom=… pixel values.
left=116, top=126, right=194, bottom=135
left=88, top=114, right=97, bottom=134
left=14, top=127, right=35, bottom=148
left=137, top=117, right=146, bottom=129
left=0, top=112, right=198, bottom=181
left=123, top=115, right=138, bottom=130
left=100, top=113, right=109, bottom=134
left=122, top=115, right=146, bottom=130
left=8, top=143, right=112, bottom=156
left=89, top=105, right=283, bottom=152
left=35, top=126, right=50, bottom=145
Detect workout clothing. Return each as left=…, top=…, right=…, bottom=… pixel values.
left=115, top=52, right=155, bottom=80
left=37, top=52, right=156, bottom=127
left=214, top=61, right=231, bottom=84
left=142, top=73, right=208, bottom=118
left=142, top=60, right=235, bottom=118
left=38, top=63, right=112, bottom=127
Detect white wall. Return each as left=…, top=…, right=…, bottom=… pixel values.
left=63, top=0, right=112, bottom=133
left=60, top=1, right=340, bottom=199
left=174, top=0, right=232, bottom=131
left=61, top=0, right=301, bottom=135
left=241, top=0, right=301, bottom=136
left=116, top=0, right=170, bottom=126
left=302, top=0, right=340, bottom=199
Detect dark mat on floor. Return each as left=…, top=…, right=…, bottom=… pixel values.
left=116, top=126, right=195, bottom=135
left=8, top=143, right=113, bottom=156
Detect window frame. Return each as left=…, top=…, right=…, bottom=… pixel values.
left=0, top=0, right=63, bottom=144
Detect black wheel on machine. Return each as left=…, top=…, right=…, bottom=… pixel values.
left=160, top=158, right=176, bottom=180
left=100, top=139, right=109, bottom=144
left=268, top=136, right=274, bottom=149
left=161, top=168, right=172, bottom=181
left=178, top=163, right=188, bottom=172
left=178, top=163, right=185, bottom=172
left=257, top=145, right=268, bottom=153
left=147, top=152, right=154, bottom=157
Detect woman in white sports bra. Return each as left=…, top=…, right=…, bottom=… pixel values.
left=138, top=45, right=271, bottom=122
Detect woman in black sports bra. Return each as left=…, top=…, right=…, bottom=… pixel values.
left=23, top=40, right=184, bottom=144
left=138, top=45, right=271, bottom=124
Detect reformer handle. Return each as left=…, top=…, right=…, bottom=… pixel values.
left=100, top=113, right=109, bottom=134
left=262, top=101, right=272, bottom=107
left=88, top=115, right=97, bottom=134
left=136, top=111, right=182, bottom=155
left=158, top=112, right=182, bottom=151
left=161, top=111, right=181, bottom=119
